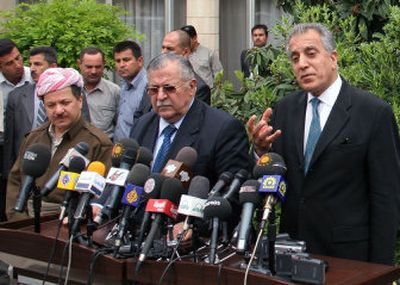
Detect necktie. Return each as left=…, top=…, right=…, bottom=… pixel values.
left=36, top=100, right=47, bottom=127
left=304, top=98, right=321, bottom=174
left=152, top=125, right=177, bottom=173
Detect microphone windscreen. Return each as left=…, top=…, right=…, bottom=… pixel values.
left=188, top=175, right=209, bottom=199
left=136, top=146, right=153, bottom=167
left=22, top=143, right=51, bottom=177
left=111, top=138, right=139, bottom=166
left=126, top=163, right=150, bottom=186
left=203, top=197, right=232, bottom=220
left=120, top=147, right=138, bottom=166
left=253, top=152, right=287, bottom=178
left=68, top=156, right=86, bottom=173
left=143, top=174, right=165, bottom=200
left=87, top=161, right=106, bottom=177
left=75, top=141, right=89, bottom=155
left=239, top=179, right=262, bottom=205
left=175, top=146, right=197, bottom=168
left=160, top=177, right=187, bottom=205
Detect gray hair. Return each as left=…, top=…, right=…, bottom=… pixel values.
left=286, top=23, right=336, bottom=56
left=147, top=53, right=195, bottom=81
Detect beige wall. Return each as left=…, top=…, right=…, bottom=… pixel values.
left=0, top=0, right=15, bottom=11
left=186, top=0, right=219, bottom=52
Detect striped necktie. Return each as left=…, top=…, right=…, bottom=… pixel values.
left=304, top=98, right=321, bottom=174
left=36, top=100, right=47, bottom=127
left=152, top=125, right=177, bottom=173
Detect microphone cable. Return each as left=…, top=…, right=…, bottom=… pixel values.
left=243, top=225, right=264, bottom=285
left=156, top=253, right=195, bottom=285
left=42, top=218, right=64, bottom=285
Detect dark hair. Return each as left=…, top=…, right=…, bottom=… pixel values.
left=251, top=24, right=269, bottom=37
left=180, top=25, right=197, bottom=38
left=79, top=46, right=105, bottom=62
left=70, top=84, right=82, bottom=99
left=113, top=40, right=142, bottom=58
left=29, top=46, right=58, bottom=65
left=0, top=39, right=17, bottom=57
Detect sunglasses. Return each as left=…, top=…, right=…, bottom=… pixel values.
left=146, top=82, right=187, bottom=96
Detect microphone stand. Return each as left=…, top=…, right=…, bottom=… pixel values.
left=86, top=206, right=95, bottom=248
left=32, top=185, right=41, bottom=233
left=267, top=207, right=277, bottom=275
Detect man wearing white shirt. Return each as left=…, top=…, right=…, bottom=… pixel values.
left=248, top=23, right=400, bottom=265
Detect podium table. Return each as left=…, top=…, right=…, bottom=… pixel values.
left=0, top=216, right=399, bottom=285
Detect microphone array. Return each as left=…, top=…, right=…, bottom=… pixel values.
left=16, top=141, right=319, bottom=283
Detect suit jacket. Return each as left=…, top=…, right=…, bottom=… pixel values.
left=270, top=80, right=400, bottom=265
left=3, top=83, right=35, bottom=177
left=194, top=72, right=211, bottom=105
left=240, top=49, right=251, bottom=78
left=130, top=99, right=251, bottom=185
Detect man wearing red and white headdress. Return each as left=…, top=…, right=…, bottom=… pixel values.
left=6, top=67, right=112, bottom=221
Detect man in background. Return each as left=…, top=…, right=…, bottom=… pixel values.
left=78, top=47, right=120, bottom=140
left=113, top=41, right=150, bottom=142
left=181, top=25, right=223, bottom=88
left=240, top=24, right=269, bottom=78
left=162, top=30, right=211, bottom=105
left=4, top=46, right=57, bottom=180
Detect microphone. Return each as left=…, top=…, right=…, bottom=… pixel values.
left=222, top=169, right=249, bottom=201
left=236, top=179, right=262, bottom=254
left=15, top=143, right=51, bottom=212
left=161, top=146, right=197, bottom=188
left=136, top=173, right=166, bottom=253
left=178, top=175, right=209, bottom=231
left=203, top=196, right=232, bottom=264
left=136, top=146, right=153, bottom=167
left=40, top=142, right=89, bottom=196
left=208, top=171, right=234, bottom=198
left=57, top=156, right=87, bottom=220
left=253, top=152, right=287, bottom=229
left=115, top=163, right=151, bottom=248
left=137, top=177, right=186, bottom=271
left=71, top=161, right=106, bottom=237
left=94, top=139, right=139, bottom=224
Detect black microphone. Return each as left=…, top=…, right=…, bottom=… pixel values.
left=136, top=146, right=153, bottom=167
left=94, top=139, right=139, bottom=224
left=15, top=143, right=51, bottom=212
left=253, top=152, right=287, bottom=179
left=222, top=169, right=249, bottom=201
left=236, top=179, right=262, bottom=254
left=160, top=146, right=198, bottom=188
left=115, top=163, right=151, bottom=248
left=178, top=175, right=210, bottom=231
left=57, top=156, right=87, bottom=220
left=136, top=177, right=186, bottom=272
left=208, top=171, right=233, bottom=198
left=40, top=142, right=89, bottom=196
left=136, top=173, right=166, bottom=253
left=203, top=196, right=232, bottom=264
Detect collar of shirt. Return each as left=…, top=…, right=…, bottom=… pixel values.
left=0, top=66, right=32, bottom=87
left=83, top=78, right=105, bottom=95
left=304, top=75, right=342, bottom=151
left=124, top=68, right=147, bottom=91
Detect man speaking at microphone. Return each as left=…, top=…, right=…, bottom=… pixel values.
left=6, top=67, right=112, bottom=221
left=130, top=53, right=251, bottom=237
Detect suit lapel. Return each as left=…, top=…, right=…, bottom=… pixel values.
left=310, top=82, right=351, bottom=167
left=141, top=114, right=159, bottom=152
left=23, top=84, right=35, bottom=126
left=168, top=99, right=202, bottom=158
left=294, top=93, right=307, bottom=164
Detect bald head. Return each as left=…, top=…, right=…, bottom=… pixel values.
left=161, top=30, right=191, bottom=57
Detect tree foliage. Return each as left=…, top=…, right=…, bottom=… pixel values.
left=0, top=0, right=143, bottom=70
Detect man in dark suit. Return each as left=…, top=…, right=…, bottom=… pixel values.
left=248, top=23, right=400, bottom=265
left=4, top=46, right=57, bottom=179
left=162, top=30, right=211, bottom=105
left=131, top=52, right=251, bottom=184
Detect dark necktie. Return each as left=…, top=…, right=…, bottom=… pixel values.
left=36, top=100, right=47, bottom=127
left=304, top=98, right=321, bottom=174
left=152, top=125, right=177, bottom=173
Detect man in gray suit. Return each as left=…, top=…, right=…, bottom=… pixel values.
left=248, top=23, right=400, bottom=265
left=4, top=46, right=57, bottom=177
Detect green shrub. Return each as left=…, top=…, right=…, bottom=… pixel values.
left=0, top=0, right=143, bottom=70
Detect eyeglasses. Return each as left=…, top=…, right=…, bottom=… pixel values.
left=146, top=82, right=187, bottom=96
